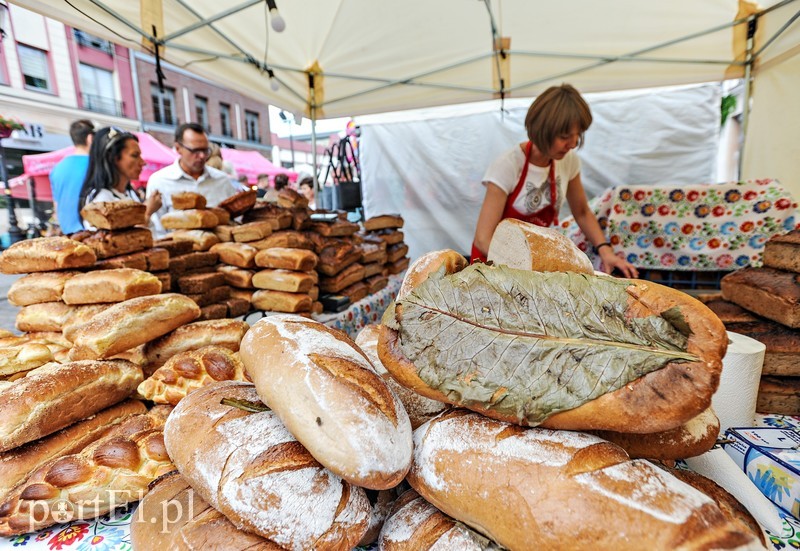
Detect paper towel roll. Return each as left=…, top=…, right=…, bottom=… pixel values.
left=685, top=447, right=784, bottom=535
left=711, top=331, right=765, bottom=433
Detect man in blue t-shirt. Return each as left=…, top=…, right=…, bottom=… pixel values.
left=50, top=119, right=94, bottom=234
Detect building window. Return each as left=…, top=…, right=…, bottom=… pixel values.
left=220, top=103, right=232, bottom=137
left=79, top=63, right=122, bottom=116
left=245, top=110, right=260, bottom=142
left=151, top=84, right=177, bottom=125
left=195, top=96, right=208, bottom=131
left=18, top=44, right=51, bottom=91
left=72, top=29, right=114, bottom=55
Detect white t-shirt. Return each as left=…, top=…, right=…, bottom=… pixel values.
left=482, top=146, right=581, bottom=216
left=89, top=187, right=139, bottom=204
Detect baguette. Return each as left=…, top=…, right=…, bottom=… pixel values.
left=254, top=247, right=318, bottom=271
left=379, top=249, right=727, bottom=433
left=239, top=315, right=413, bottom=489
left=130, top=471, right=281, bottom=550
left=161, top=209, right=219, bottom=230
left=407, top=410, right=761, bottom=550
left=0, top=399, right=145, bottom=501
left=487, top=218, right=594, bottom=273
left=62, top=304, right=112, bottom=342
left=80, top=199, right=147, bottom=229
left=171, top=192, right=207, bottom=210
left=7, top=271, right=80, bottom=306
left=0, top=237, right=96, bottom=273
left=0, top=359, right=143, bottom=452
left=16, top=302, right=76, bottom=332
left=138, top=346, right=247, bottom=405
left=69, top=294, right=201, bottom=360
left=0, top=423, right=173, bottom=536
left=143, top=319, right=249, bottom=368
left=252, top=268, right=315, bottom=293
left=164, top=381, right=370, bottom=550
left=210, top=242, right=258, bottom=268
left=62, top=268, right=162, bottom=304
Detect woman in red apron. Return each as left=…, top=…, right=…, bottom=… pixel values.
left=471, top=85, right=638, bottom=279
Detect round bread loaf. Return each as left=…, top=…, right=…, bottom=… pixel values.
left=164, top=381, right=370, bottom=550
left=239, top=315, right=413, bottom=489
left=407, top=409, right=762, bottom=550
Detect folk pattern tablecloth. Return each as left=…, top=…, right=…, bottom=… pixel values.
left=562, top=179, right=800, bottom=271
left=312, top=274, right=403, bottom=338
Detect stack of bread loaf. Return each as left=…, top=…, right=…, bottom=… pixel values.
left=700, top=228, right=800, bottom=416
left=363, top=213, right=409, bottom=278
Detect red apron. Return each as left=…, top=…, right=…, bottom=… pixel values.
left=471, top=142, right=558, bottom=262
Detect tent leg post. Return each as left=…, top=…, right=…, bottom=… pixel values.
left=738, top=14, right=757, bottom=179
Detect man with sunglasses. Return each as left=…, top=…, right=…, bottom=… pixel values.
left=145, top=122, right=239, bottom=235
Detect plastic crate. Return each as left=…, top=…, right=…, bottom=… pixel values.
left=636, top=269, right=728, bottom=291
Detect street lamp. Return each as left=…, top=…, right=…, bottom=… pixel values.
left=0, top=5, right=24, bottom=245
left=279, top=110, right=295, bottom=169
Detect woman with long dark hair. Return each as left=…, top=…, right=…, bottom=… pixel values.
left=79, top=127, right=161, bottom=219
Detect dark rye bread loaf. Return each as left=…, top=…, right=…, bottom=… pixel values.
left=763, top=229, right=800, bottom=273
left=721, top=267, right=800, bottom=328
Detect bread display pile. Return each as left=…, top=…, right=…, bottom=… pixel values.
left=703, top=228, right=800, bottom=416
left=363, top=213, right=409, bottom=279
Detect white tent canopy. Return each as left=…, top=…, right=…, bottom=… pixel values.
left=13, top=0, right=800, bottom=196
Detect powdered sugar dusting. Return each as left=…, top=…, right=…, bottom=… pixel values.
left=413, top=412, right=605, bottom=492
left=573, top=459, right=713, bottom=524
left=488, top=219, right=593, bottom=273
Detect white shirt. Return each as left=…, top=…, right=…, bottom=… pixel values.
left=482, top=146, right=581, bottom=215
left=89, top=187, right=139, bottom=204
left=146, top=160, right=240, bottom=236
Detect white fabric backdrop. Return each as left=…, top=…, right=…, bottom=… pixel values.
left=360, top=84, right=721, bottom=260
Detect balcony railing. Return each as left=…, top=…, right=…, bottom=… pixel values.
left=73, top=30, right=114, bottom=55
left=82, top=93, right=124, bottom=117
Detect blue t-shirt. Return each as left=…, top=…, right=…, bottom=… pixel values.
left=50, top=155, right=89, bottom=234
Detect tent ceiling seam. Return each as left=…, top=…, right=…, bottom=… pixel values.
left=161, top=0, right=262, bottom=42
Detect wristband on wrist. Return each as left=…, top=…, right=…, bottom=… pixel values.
left=594, top=242, right=612, bottom=253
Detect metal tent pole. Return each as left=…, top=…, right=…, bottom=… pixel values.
left=738, top=14, right=758, bottom=179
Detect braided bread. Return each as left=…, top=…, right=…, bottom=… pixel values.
left=137, top=346, right=247, bottom=405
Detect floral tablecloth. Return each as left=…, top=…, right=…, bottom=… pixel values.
left=1, top=413, right=798, bottom=550
left=562, top=179, right=799, bottom=271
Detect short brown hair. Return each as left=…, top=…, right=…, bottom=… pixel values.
left=525, top=84, right=592, bottom=153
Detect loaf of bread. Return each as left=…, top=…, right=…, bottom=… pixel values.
left=249, top=230, right=314, bottom=250
left=309, top=218, right=360, bottom=237
left=204, top=206, right=229, bottom=225
left=380, top=249, right=727, bottom=434
left=177, top=271, right=225, bottom=294
left=138, top=346, right=246, bottom=405
left=230, top=288, right=254, bottom=302
left=161, top=209, right=219, bottom=230
left=701, top=297, right=760, bottom=324
left=69, top=294, right=201, bottom=360
left=217, top=265, right=255, bottom=288
left=277, top=188, right=309, bottom=209
left=726, top=320, right=800, bottom=376
left=62, top=304, right=112, bottom=342
left=252, top=268, right=315, bottom=293
left=379, top=489, right=499, bottom=550
left=154, top=237, right=194, bottom=256
left=757, top=375, right=800, bottom=414
left=0, top=422, right=173, bottom=535
left=0, top=399, right=145, bottom=502
left=92, top=250, right=148, bottom=271
left=240, top=315, right=413, bottom=489
left=407, top=410, right=761, bottom=550
left=341, top=280, right=368, bottom=303
left=130, top=471, right=281, bottom=550
left=199, top=303, right=227, bottom=320
left=80, top=199, right=147, bottom=229
left=363, top=261, right=385, bottom=279
left=319, top=262, right=366, bottom=293
left=0, top=343, right=53, bottom=379
left=763, top=229, right=800, bottom=273
left=7, top=271, right=79, bottom=306
left=62, top=268, right=161, bottom=305
left=366, top=274, right=389, bottom=295
left=254, top=247, right=318, bottom=271
left=0, top=237, right=96, bottom=273
left=73, top=226, right=154, bottom=259
left=360, top=242, right=387, bottom=264
left=169, top=229, right=221, bottom=251
left=364, top=214, right=404, bottom=232
left=218, top=189, right=257, bottom=215
left=171, top=191, right=207, bottom=210
left=186, top=285, right=231, bottom=308
left=164, top=381, right=370, bottom=550
left=488, top=218, right=594, bottom=273
left=0, top=359, right=143, bottom=452
left=356, top=324, right=447, bottom=429
left=386, top=257, right=410, bottom=275
left=226, top=297, right=250, bottom=318
left=230, top=221, right=274, bottom=242
left=16, top=302, right=76, bottom=332
left=318, top=242, right=362, bottom=276
left=210, top=242, right=257, bottom=268
left=721, top=267, right=800, bottom=328
left=23, top=331, right=72, bottom=349
left=373, top=228, right=404, bottom=245
left=590, top=407, right=720, bottom=460
left=250, top=289, right=312, bottom=313
left=386, top=243, right=409, bottom=264
left=143, top=319, right=249, bottom=368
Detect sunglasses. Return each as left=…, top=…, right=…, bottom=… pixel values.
left=177, top=142, right=212, bottom=156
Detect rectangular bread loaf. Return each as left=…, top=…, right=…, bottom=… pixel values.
left=80, top=200, right=146, bottom=229
left=143, top=248, right=170, bottom=271
left=153, top=271, right=171, bottom=293
left=318, top=243, right=361, bottom=276
left=63, top=268, right=162, bottom=305
left=364, top=214, right=403, bottom=231
left=308, top=219, right=359, bottom=237
left=248, top=230, right=313, bottom=250
left=252, top=269, right=315, bottom=293
left=340, top=280, right=368, bottom=303
left=721, top=267, right=800, bottom=328
left=254, top=247, right=318, bottom=271
left=169, top=230, right=221, bottom=251
left=372, top=229, right=404, bottom=245
left=277, top=188, right=309, bottom=209
left=16, top=302, right=76, bottom=332
left=153, top=238, right=194, bottom=257
left=92, top=251, right=148, bottom=271
left=0, top=237, right=96, bottom=274
left=225, top=297, right=250, bottom=318
left=230, top=221, right=273, bottom=243
left=72, top=227, right=154, bottom=259
left=319, top=263, right=366, bottom=293
left=366, top=274, right=389, bottom=295
left=216, top=265, right=255, bottom=288
left=757, top=375, right=800, bottom=415
left=199, top=303, right=228, bottom=320
left=207, top=207, right=230, bottom=225
left=178, top=272, right=226, bottom=294
left=363, top=261, right=385, bottom=278
left=180, top=251, right=219, bottom=270
left=210, top=242, right=257, bottom=268
left=7, top=271, right=79, bottom=306
left=213, top=224, right=237, bottom=242
left=763, top=230, right=800, bottom=273
left=161, top=209, right=219, bottom=230
left=726, top=320, right=800, bottom=376
left=386, top=242, right=409, bottom=263
left=251, top=289, right=312, bottom=313
left=186, top=285, right=231, bottom=307
left=229, top=288, right=254, bottom=303
left=171, top=192, right=207, bottom=210
left=386, top=256, right=410, bottom=275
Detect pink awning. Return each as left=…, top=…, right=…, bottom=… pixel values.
left=221, top=147, right=297, bottom=185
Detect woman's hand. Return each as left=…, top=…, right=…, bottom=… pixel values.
left=145, top=190, right=162, bottom=219
left=598, top=247, right=639, bottom=278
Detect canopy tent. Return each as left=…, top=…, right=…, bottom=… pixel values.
left=10, top=132, right=177, bottom=200
left=221, top=147, right=297, bottom=184
left=11, top=0, right=800, bottom=198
